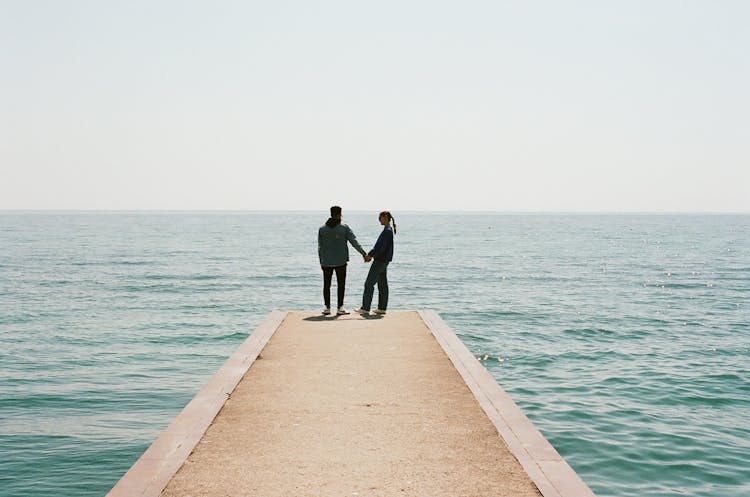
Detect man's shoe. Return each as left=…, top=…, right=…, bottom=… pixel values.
left=373, top=309, right=386, bottom=315
left=354, top=308, right=370, bottom=316
left=322, top=307, right=331, bottom=315
left=337, top=307, right=350, bottom=315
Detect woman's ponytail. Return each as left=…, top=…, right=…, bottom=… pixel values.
left=380, top=211, right=397, bottom=234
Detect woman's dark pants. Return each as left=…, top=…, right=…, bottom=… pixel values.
left=322, top=264, right=346, bottom=309
left=361, top=259, right=389, bottom=311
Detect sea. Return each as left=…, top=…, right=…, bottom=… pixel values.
left=1, top=212, right=748, bottom=497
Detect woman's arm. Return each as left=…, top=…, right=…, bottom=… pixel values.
left=368, top=229, right=392, bottom=259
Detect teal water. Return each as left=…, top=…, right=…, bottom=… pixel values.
left=1, top=212, right=748, bottom=497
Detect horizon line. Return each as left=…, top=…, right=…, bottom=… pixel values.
left=1, top=209, right=749, bottom=215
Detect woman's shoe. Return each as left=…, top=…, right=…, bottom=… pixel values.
left=373, top=309, right=386, bottom=315
left=322, top=307, right=331, bottom=315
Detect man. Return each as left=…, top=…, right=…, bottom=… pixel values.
left=318, top=205, right=368, bottom=315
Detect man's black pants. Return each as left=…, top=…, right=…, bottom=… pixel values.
left=322, top=264, right=346, bottom=309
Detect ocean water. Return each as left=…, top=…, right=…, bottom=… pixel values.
left=1, top=212, right=748, bottom=497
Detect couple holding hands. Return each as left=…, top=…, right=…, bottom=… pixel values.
left=317, top=205, right=396, bottom=316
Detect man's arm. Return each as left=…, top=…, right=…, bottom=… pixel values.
left=317, top=228, right=323, bottom=263
left=346, top=226, right=367, bottom=257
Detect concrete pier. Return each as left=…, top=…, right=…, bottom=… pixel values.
left=108, top=310, right=595, bottom=497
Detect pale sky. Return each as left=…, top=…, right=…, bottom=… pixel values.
left=1, top=1, right=748, bottom=212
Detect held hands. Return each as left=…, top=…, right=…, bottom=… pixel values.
left=363, top=254, right=372, bottom=263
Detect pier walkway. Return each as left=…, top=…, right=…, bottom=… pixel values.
left=108, top=310, right=595, bottom=497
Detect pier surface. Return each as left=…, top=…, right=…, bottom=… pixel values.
left=109, top=310, right=595, bottom=497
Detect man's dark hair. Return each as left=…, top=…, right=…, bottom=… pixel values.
left=330, top=205, right=342, bottom=217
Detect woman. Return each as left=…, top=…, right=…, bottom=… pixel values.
left=356, top=211, right=397, bottom=316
